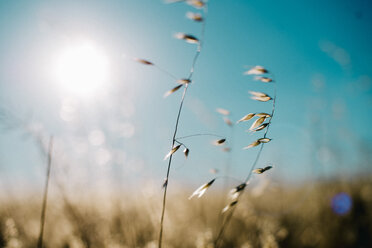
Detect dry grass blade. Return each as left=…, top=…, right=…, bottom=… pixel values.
left=164, top=145, right=181, bottom=160
left=258, top=138, right=271, bottom=143
left=133, top=57, right=154, bottom=65
left=214, top=138, right=226, bottom=145
left=243, top=140, right=261, bottom=149
left=254, top=76, right=273, bottom=83
left=222, top=200, right=238, bottom=213
left=244, top=65, right=269, bottom=75
left=188, top=178, right=215, bottom=199
left=216, top=108, right=230, bottom=116
left=164, top=84, right=183, bottom=98
left=177, top=78, right=191, bottom=84
left=186, top=12, right=203, bottom=22
left=249, top=116, right=266, bottom=130
left=174, top=32, right=199, bottom=44
left=237, top=113, right=255, bottom=123
left=183, top=148, right=189, bottom=158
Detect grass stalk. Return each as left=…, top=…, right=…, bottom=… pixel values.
left=158, top=3, right=208, bottom=247
left=37, top=135, right=53, bottom=248
left=214, top=74, right=277, bottom=248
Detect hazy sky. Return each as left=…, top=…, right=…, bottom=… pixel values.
left=0, top=0, right=371, bottom=193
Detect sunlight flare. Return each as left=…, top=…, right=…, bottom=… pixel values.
left=53, top=41, right=110, bottom=96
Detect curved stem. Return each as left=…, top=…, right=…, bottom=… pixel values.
left=158, top=4, right=208, bottom=247
left=214, top=73, right=277, bottom=247
left=176, top=133, right=225, bottom=140
left=159, top=85, right=188, bottom=248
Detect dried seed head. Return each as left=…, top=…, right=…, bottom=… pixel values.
left=251, top=95, right=272, bottom=102
left=255, top=113, right=271, bottom=118
left=243, top=140, right=261, bottom=149
left=177, top=78, right=191, bottom=84
left=189, top=178, right=216, bottom=199
left=222, top=200, right=238, bottom=213
left=174, top=33, right=199, bottom=44
left=253, top=165, right=273, bottom=174
left=186, top=12, right=203, bottom=22
left=164, top=84, right=183, bottom=98
left=214, top=138, right=226, bottom=145
left=216, top=108, right=230, bottom=116
left=183, top=148, right=189, bottom=159
left=230, top=183, right=246, bottom=200
left=164, top=145, right=181, bottom=160
left=255, top=76, right=273, bottom=83
left=253, top=168, right=265, bottom=174
left=237, top=113, right=255, bottom=123
left=258, top=138, right=271, bottom=143
left=187, top=0, right=205, bottom=8
left=133, top=58, right=154, bottom=65
left=223, top=117, right=233, bottom=126
left=250, top=116, right=266, bottom=130
left=251, top=123, right=269, bottom=132
left=249, top=91, right=268, bottom=97
left=263, top=165, right=273, bottom=171
left=244, top=65, right=269, bottom=75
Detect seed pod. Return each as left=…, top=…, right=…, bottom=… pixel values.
left=237, top=113, right=255, bottom=123
left=250, top=116, right=266, bottom=130
left=252, top=123, right=269, bottom=132
left=214, top=138, right=226, bottom=145
left=254, top=76, right=273, bottom=83
left=174, top=33, right=199, bottom=44
left=258, top=138, right=271, bottom=143
left=255, top=113, right=271, bottom=118
left=183, top=148, right=189, bottom=159
left=222, top=200, right=238, bottom=213
left=189, top=178, right=216, bottom=199
left=164, top=84, right=183, bottom=98
left=133, top=58, right=153, bottom=65
left=177, top=78, right=191, bottom=84
left=251, top=95, right=272, bottom=102
left=164, top=145, right=181, bottom=160
left=243, top=140, right=261, bottom=149
left=187, top=0, right=205, bottom=8
left=186, top=12, right=203, bottom=22
left=244, top=65, right=269, bottom=75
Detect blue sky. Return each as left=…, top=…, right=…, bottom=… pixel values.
left=0, top=0, right=371, bottom=193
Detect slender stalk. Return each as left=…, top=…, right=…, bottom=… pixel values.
left=176, top=133, right=225, bottom=140
left=158, top=85, right=188, bottom=248
left=158, top=4, right=208, bottom=247
left=214, top=75, right=277, bottom=248
left=37, top=136, right=53, bottom=248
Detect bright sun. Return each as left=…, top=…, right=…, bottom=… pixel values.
left=53, top=41, right=110, bottom=96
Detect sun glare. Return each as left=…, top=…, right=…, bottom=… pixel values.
left=53, top=41, right=110, bottom=96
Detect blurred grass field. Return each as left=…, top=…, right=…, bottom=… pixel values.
left=1, top=177, right=371, bottom=248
